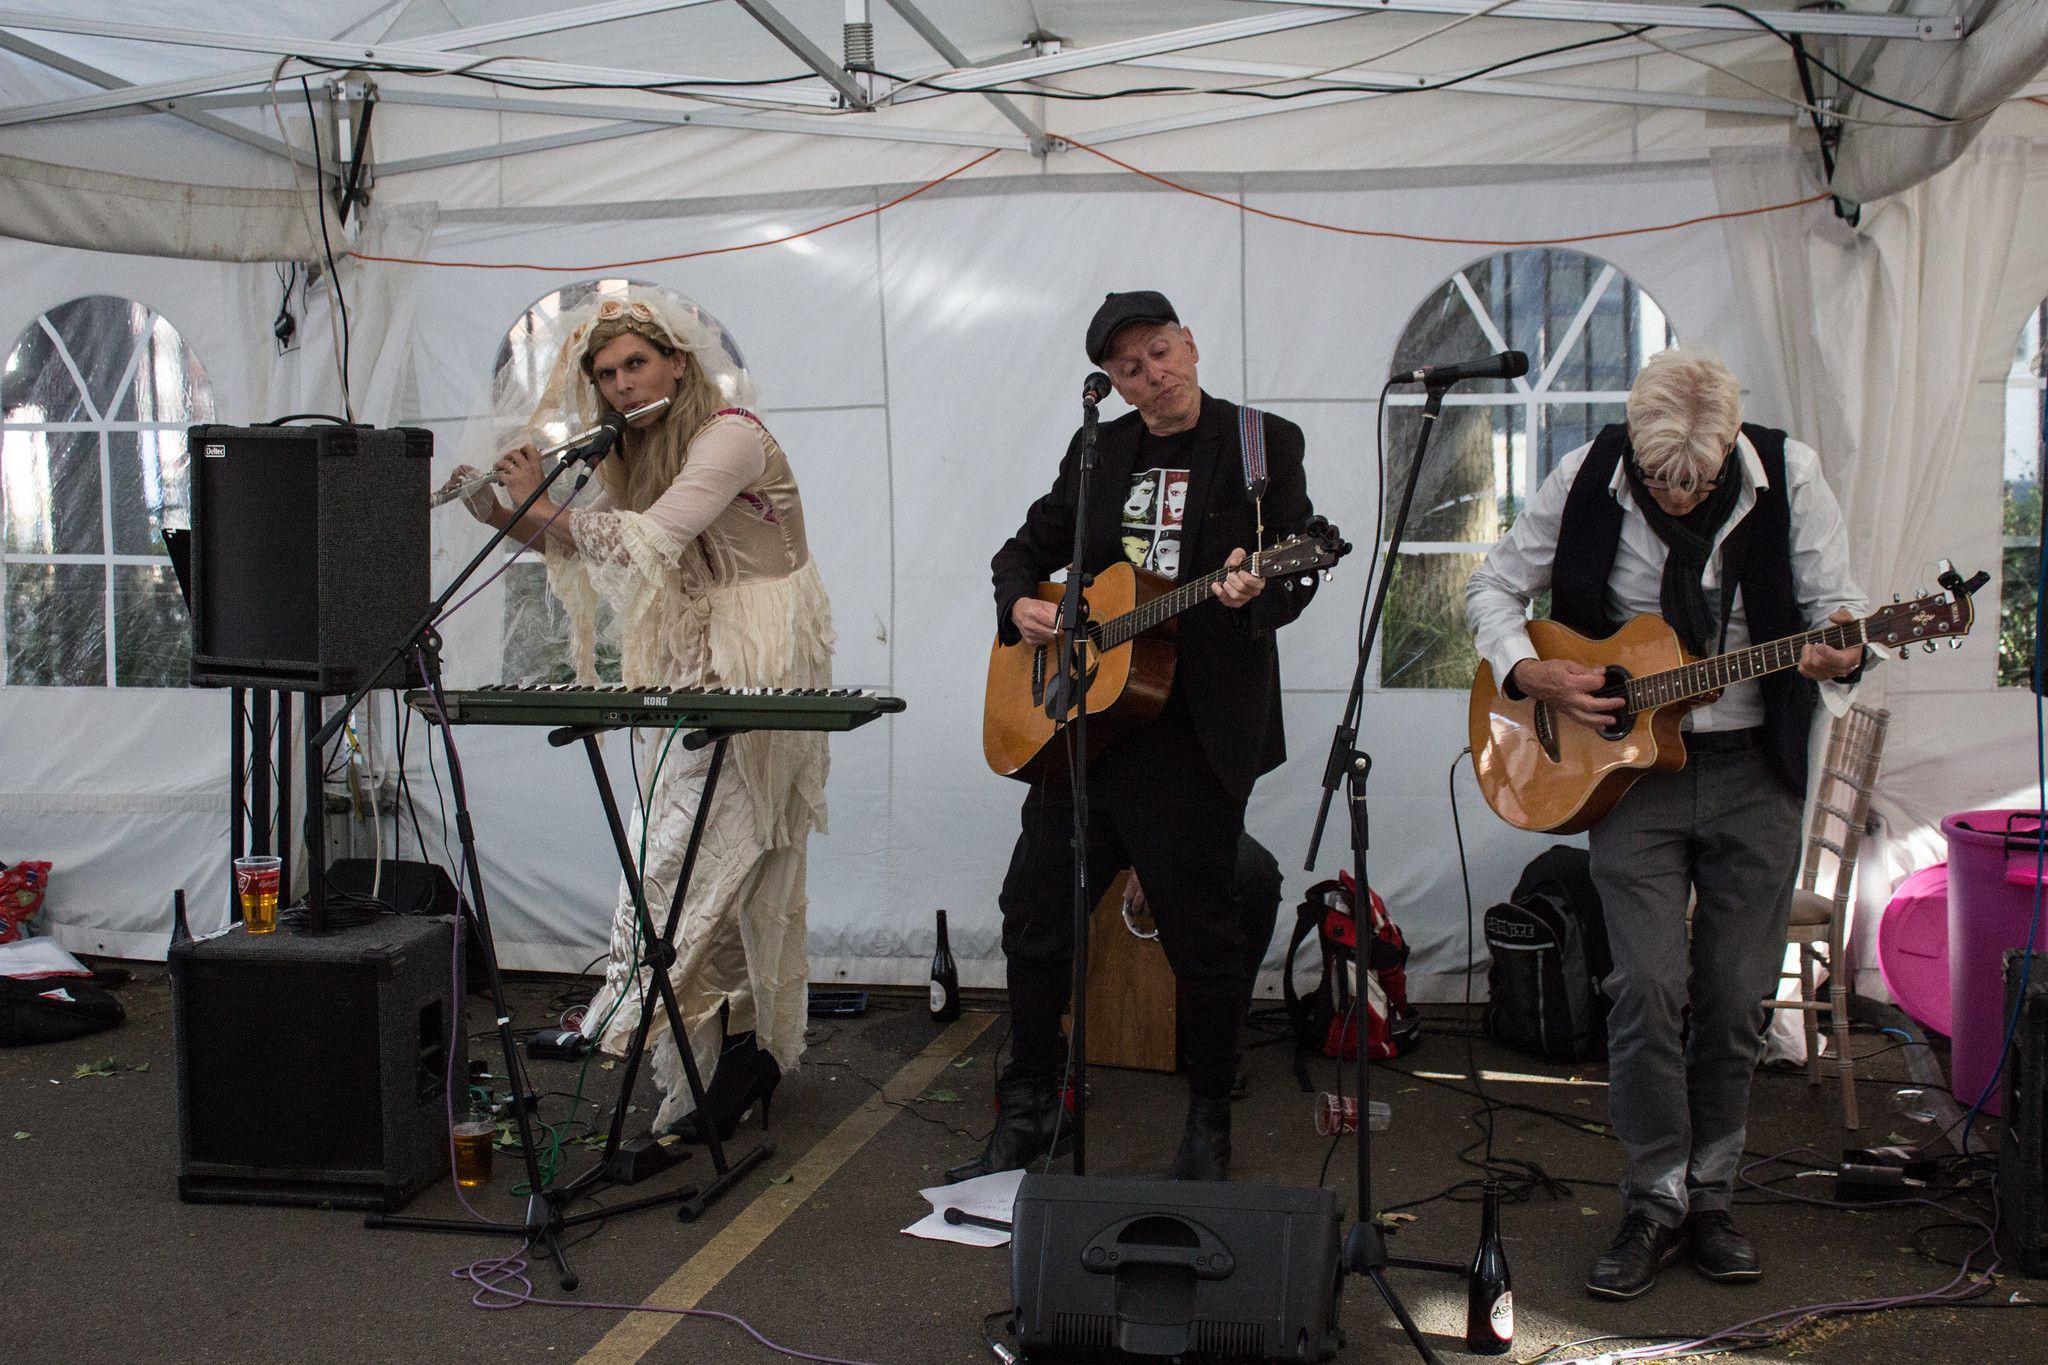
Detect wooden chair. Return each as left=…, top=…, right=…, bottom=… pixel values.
left=1765, top=703, right=1889, bottom=1129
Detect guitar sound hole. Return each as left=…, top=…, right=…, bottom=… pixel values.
left=1597, top=665, right=1633, bottom=741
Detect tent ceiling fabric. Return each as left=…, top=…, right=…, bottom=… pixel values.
left=0, top=1, right=2039, bottom=221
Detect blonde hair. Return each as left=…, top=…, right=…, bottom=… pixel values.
left=1625, top=347, right=1742, bottom=493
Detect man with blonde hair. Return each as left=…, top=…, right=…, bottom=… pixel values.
left=1466, top=346, right=1867, bottom=1299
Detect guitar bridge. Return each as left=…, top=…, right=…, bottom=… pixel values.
left=1534, top=702, right=1560, bottom=763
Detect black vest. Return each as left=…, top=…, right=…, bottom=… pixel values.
left=1549, top=423, right=1815, bottom=796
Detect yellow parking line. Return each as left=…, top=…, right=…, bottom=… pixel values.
left=577, top=1010, right=996, bottom=1364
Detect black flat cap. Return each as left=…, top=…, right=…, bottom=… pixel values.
left=1085, top=290, right=1179, bottom=364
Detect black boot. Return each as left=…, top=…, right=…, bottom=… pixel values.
left=1168, top=1095, right=1232, bottom=1181
left=946, top=1072, right=1072, bottom=1183
left=664, top=1032, right=781, bottom=1143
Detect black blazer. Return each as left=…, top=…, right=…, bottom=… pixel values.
left=990, top=392, right=1317, bottom=799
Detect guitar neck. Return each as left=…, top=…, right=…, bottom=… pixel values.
left=1625, top=618, right=1867, bottom=711
left=1098, top=564, right=1238, bottom=650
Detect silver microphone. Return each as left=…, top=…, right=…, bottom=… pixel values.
left=432, top=397, right=672, bottom=507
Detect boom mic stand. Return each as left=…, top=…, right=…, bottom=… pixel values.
left=1304, top=363, right=1517, bottom=1362
left=1042, top=371, right=1112, bottom=1173
left=300, top=410, right=666, bottom=1288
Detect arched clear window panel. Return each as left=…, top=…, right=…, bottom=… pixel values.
left=2001, top=303, right=2045, bottom=690
left=1, top=296, right=212, bottom=687
left=493, top=279, right=647, bottom=686
left=1379, top=249, right=1676, bottom=690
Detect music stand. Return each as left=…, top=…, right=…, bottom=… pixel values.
left=1303, top=380, right=1478, bottom=1364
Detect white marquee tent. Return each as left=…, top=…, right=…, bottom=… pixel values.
left=4, top=0, right=2048, bottom=1006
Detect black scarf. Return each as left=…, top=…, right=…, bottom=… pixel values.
left=1620, top=442, right=1747, bottom=657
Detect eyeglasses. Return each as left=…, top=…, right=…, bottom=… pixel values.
left=1637, top=473, right=1719, bottom=494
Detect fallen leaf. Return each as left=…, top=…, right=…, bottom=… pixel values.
left=72, top=1057, right=121, bottom=1079
left=951, top=1055, right=976, bottom=1069
left=12, top=1131, right=28, bottom=1140
left=1376, top=1212, right=1417, bottom=1226
left=921, top=1087, right=961, bottom=1104
left=769, top=1173, right=794, bottom=1185
left=599, top=1060, right=616, bottom=1071
left=1580, top=1207, right=1601, bottom=1216
left=129, top=1060, right=150, bottom=1073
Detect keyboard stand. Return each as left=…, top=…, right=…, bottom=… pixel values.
left=545, top=722, right=773, bottom=1222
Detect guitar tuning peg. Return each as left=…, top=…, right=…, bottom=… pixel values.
left=1923, top=640, right=1937, bottom=654
left=1318, top=570, right=1333, bottom=583
left=1947, top=638, right=1964, bottom=650
left=1892, top=593, right=1902, bottom=603
left=1896, top=647, right=1911, bottom=661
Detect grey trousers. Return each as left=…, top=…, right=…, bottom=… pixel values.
left=1587, top=741, right=1801, bottom=1229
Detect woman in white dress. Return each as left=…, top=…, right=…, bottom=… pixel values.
left=445, top=286, right=833, bottom=1139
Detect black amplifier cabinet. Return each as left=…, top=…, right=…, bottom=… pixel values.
left=171, top=913, right=461, bottom=1211
left=187, top=422, right=431, bottom=693
left=1011, top=1174, right=1344, bottom=1362
left=2001, top=951, right=2048, bottom=1277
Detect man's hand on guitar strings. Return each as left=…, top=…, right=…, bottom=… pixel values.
left=1507, top=657, right=1627, bottom=730
left=1011, top=596, right=1060, bottom=645
left=1213, top=547, right=1266, bottom=609
left=1798, top=607, right=1863, bottom=681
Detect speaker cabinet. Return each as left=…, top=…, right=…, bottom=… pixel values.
left=171, top=914, right=462, bottom=1211
left=1011, top=1174, right=1344, bottom=1362
left=2001, top=952, right=2048, bottom=1277
left=187, top=423, right=432, bottom=693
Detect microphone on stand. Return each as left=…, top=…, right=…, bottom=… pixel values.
left=1399, top=350, right=1529, bottom=387
left=1082, top=371, right=1113, bottom=408
left=569, top=408, right=631, bottom=470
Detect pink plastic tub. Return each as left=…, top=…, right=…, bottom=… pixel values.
left=1877, top=862, right=1950, bottom=1037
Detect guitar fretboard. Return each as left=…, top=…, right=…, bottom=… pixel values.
left=1622, top=619, right=1868, bottom=712
left=1096, top=564, right=1241, bottom=651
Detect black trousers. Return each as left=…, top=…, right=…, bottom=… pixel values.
left=997, top=690, right=1249, bottom=1099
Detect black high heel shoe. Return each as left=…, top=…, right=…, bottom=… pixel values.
left=666, top=1033, right=781, bottom=1143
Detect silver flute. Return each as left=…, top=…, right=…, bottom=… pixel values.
left=431, top=397, right=671, bottom=507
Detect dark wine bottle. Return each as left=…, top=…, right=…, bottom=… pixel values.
left=1465, top=1179, right=1513, bottom=1354
left=170, top=888, right=191, bottom=949
left=929, top=909, right=961, bottom=1023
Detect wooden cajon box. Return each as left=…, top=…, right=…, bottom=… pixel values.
left=1078, top=870, right=1179, bottom=1073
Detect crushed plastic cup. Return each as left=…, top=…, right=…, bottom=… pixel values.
left=1315, top=1093, right=1391, bottom=1136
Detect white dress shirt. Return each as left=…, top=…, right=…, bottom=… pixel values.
left=1465, top=430, right=1867, bottom=732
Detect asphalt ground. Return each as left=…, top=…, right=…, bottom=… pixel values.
left=4, top=961, right=2042, bottom=1364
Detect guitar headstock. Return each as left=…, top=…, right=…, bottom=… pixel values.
left=1255, top=517, right=1352, bottom=578
left=1863, top=570, right=1979, bottom=653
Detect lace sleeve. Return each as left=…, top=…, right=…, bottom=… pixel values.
left=640, top=415, right=768, bottom=545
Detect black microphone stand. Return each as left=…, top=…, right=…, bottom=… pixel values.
left=301, top=420, right=633, bottom=1288
left=1043, top=381, right=1105, bottom=1173
left=1304, top=382, right=1468, bottom=1364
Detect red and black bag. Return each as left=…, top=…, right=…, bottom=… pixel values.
left=1283, top=871, right=1420, bottom=1084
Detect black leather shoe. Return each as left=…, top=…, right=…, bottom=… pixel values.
left=1685, top=1210, right=1761, bottom=1282
left=1586, top=1213, right=1682, bottom=1300
left=1168, top=1096, right=1232, bottom=1181
left=945, top=1073, right=1073, bottom=1183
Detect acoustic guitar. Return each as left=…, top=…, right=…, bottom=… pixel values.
left=1469, top=571, right=1982, bottom=834
left=983, top=519, right=1349, bottom=782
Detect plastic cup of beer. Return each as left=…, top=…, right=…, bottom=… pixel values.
left=452, top=1104, right=496, bottom=1188
left=232, top=855, right=282, bottom=935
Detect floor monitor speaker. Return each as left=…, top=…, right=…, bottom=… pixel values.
left=171, top=913, right=461, bottom=1211
left=1010, top=1174, right=1344, bottom=1361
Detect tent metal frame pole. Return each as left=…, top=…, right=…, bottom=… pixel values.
left=1233, top=0, right=1961, bottom=42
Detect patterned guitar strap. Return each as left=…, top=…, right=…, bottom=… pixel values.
left=1237, top=404, right=1270, bottom=571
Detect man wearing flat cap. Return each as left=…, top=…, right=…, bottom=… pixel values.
left=952, top=291, right=1318, bottom=1183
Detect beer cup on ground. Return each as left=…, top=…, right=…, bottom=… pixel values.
left=452, top=1103, right=496, bottom=1188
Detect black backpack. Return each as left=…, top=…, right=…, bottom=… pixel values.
left=1482, top=845, right=1611, bottom=1063
left=0, top=975, right=125, bottom=1047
